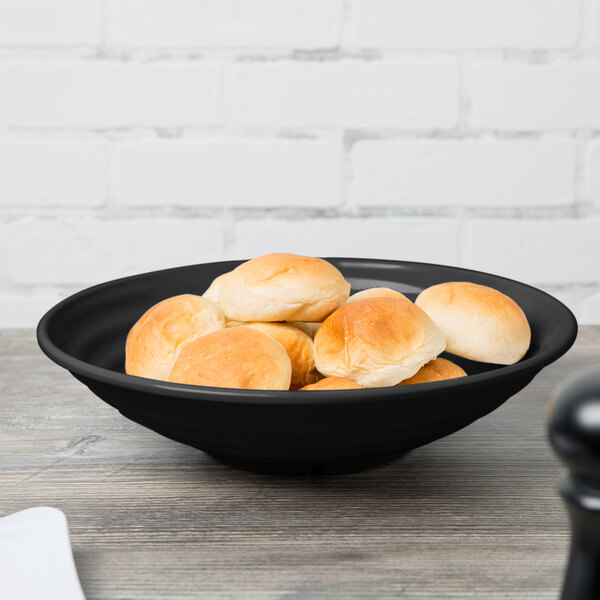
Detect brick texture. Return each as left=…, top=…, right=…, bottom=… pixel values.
left=0, top=3, right=599, bottom=325
left=587, top=140, right=600, bottom=204
left=352, top=140, right=576, bottom=207
left=581, top=293, right=600, bottom=325
left=0, top=0, right=103, bottom=46
left=232, top=61, right=459, bottom=128
left=233, top=218, right=461, bottom=264
left=116, top=140, right=342, bottom=207
left=0, top=293, right=64, bottom=328
left=5, top=219, right=224, bottom=285
left=471, top=62, right=600, bottom=130
left=0, top=142, right=106, bottom=207
left=113, top=0, right=343, bottom=49
left=0, top=62, right=223, bottom=128
left=353, top=0, right=579, bottom=49
left=466, top=219, right=600, bottom=284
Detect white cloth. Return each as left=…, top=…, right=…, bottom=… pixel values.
left=0, top=507, right=85, bottom=600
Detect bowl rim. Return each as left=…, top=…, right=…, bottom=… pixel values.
left=36, top=257, right=578, bottom=405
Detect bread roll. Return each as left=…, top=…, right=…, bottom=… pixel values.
left=300, top=377, right=363, bottom=391
left=398, top=357, right=466, bottom=386
left=314, top=297, right=446, bottom=387
left=204, top=253, right=350, bottom=322
left=168, top=326, right=291, bottom=390
left=125, top=294, right=225, bottom=381
left=347, top=287, right=409, bottom=304
left=202, top=273, right=225, bottom=304
left=415, top=282, right=531, bottom=365
left=238, top=322, right=318, bottom=389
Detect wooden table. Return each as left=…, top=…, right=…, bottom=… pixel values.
left=1, top=328, right=598, bottom=599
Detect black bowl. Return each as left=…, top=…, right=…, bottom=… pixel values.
left=37, top=259, right=577, bottom=475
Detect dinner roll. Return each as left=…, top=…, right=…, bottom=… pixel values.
left=347, top=287, right=409, bottom=304
left=415, top=282, right=531, bottom=365
left=238, top=322, right=318, bottom=389
left=168, top=327, right=291, bottom=390
left=314, top=297, right=446, bottom=388
left=398, top=358, right=466, bottom=386
left=202, top=273, right=225, bottom=304
left=204, top=253, right=350, bottom=322
left=300, top=377, right=363, bottom=391
left=125, top=294, right=225, bottom=381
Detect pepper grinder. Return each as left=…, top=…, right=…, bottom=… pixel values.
left=548, top=369, right=600, bottom=600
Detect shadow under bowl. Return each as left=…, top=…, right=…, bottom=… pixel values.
left=37, top=258, right=577, bottom=475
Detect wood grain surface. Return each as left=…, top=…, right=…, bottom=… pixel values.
left=1, top=328, right=599, bottom=600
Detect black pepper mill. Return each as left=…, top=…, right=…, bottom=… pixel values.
left=548, top=369, right=600, bottom=600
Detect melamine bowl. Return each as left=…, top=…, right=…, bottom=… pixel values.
left=37, top=259, right=577, bottom=475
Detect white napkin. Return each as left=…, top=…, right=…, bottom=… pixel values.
left=0, top=507, right=85, bottom=600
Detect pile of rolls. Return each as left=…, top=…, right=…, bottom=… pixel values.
left=125, top=253, right=531, bottom=391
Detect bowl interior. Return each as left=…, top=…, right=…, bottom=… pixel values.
left=42, top=258, right=576, bottom=386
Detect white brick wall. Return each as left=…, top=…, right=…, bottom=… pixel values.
left=466, top=218, right=600, bottom=285
left=0, top=0, right=598, bottom=326
left=115, top=140, right=343, bottom=207
left=4, top=218, right=224, bottom=285
left=581, top=293, right=600, bottom=324
left=112, top=0, right=344, bottom=49
left=231, top=61, right=459, bottom=129
left=471, top=62, right=600, bottom=130
left=588, top=140, right=600, bottom=204
left=352, top=140, right=576, bottom=207
left=232, top=218, right=461, bottom=263
left=352, top=0, right=580, bottom=49
left=0, top=62, right=223, bottom=128
left=0, top=0, right=103, bottom=46
left=0, top=293, right=63, bottom=328
left=0, top=141, right=106, bottom=207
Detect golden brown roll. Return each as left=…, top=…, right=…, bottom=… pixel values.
left=237, top=322, right=318, bottom=389
left=415, top=282, right=531, bottom=365
left=314, top=297, right=446, bottom=387
left=203, top=253, right=350, bottom=322
left=300, top=376, right=363, bottom=391
left=168, top=326, right=291, bottom=390
left=125, top=294, right=225, bottom=381
left=347, top=287, right=410, bottom=304
left=398, top=357, right=466, bottom=386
